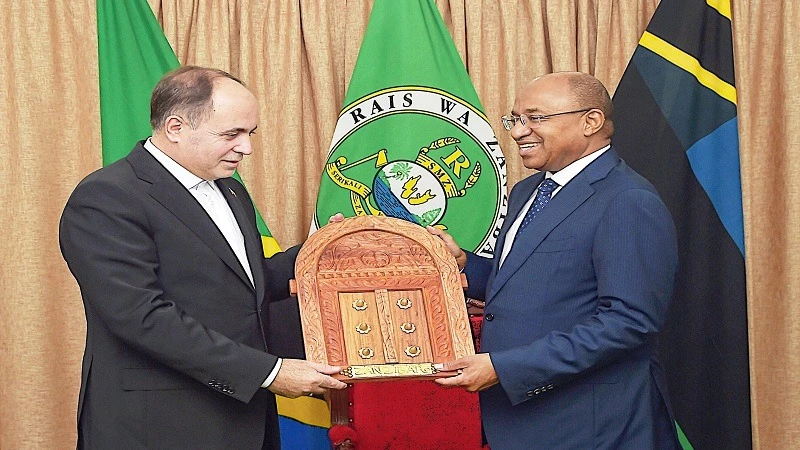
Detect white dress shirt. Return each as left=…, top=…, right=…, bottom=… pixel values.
left=143, top=139, right=281, bottom=388
left=498, top=145, right=611, bottom=268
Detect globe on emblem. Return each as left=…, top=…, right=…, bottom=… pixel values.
left=372, top=161, right=447, bottom=227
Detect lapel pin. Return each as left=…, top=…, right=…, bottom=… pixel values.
left=229, top=188, right=236, bottom=197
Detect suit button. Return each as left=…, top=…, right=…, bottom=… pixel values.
left=547, top=384, right=553, bottom=390
left=526, top=391, right=535, bottom=397
left=485, top=313, right=494, bottom=321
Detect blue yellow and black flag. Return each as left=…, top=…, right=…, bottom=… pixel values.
left=611, top=0, right=750, bottom=448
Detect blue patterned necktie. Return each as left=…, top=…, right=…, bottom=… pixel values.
left=515, top=178, right=559, bottom=238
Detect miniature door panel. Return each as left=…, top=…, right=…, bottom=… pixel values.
left=293, top=216, right=474, bottom=381
left=337, top=289, right=434, bottom=365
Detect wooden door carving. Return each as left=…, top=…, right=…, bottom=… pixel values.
left=291, top=216, right=474, bottom=381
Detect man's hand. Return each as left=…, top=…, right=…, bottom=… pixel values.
left=426, top=226, right=467, bottom=270
left=434, top=353, right=499, bottom=392
left=328, top=213, right=344, bottom=224
left=268, top=359, right=347, bottom=398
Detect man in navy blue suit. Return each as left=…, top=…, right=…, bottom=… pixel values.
left=430, top=72, right=680, bottom=449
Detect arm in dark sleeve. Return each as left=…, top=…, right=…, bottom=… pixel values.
left=261, top=245, right=305, bottom=359
left=262, top=244, right=300, bottom=303
left=463, top=251, right=493, bottom=301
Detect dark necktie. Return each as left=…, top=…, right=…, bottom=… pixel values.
left=515, top=178, right=559, bottom=238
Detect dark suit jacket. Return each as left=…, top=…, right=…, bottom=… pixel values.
left=60, top=142, right=299, bottom=449
left=464, top=148, right=680, bottom=449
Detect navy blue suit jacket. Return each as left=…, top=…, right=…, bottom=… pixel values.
left=464, top=148, right=680, bottom=449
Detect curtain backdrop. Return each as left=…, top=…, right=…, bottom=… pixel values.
left=1, top=1, right=797, bottom=448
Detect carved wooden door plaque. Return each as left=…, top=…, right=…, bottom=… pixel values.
left=291, top=216, right=474, bottom=381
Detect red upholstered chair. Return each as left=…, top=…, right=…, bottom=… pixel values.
left=327, top=307, right=486, bottom=450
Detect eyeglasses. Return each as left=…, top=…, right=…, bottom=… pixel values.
left=501, top=108, right=593, bottom=131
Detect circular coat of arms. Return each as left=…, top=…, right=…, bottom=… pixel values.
left=314, top=86, right=507, bottom=257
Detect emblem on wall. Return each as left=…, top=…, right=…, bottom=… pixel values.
left=313, top=86, right=508, bottom=257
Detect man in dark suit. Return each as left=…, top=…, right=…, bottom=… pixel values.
left=430, top=72, right=680, bottom=449
left=60, top=66, right=346, bottom=449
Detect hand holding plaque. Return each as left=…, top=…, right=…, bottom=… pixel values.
left=268, top=359, right=347, bottom=398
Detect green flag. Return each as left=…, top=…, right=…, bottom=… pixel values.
left=311, top=1, right=499, bottom=447
left=313, top=0, right=506, bottom=257
left=96, top=0, right=280, bottom=255
left=97, top=0, right=179, bottom=166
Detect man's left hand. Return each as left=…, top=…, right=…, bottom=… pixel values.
left=434, top=353, right=499, bottom=392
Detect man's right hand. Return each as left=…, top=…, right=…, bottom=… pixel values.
left=426, top=226, right=467, bottom=271
left=268, top=359, right=347, bottom=398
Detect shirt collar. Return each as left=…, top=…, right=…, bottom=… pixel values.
left=546, top=144, right=611, bottom=186
left=143, top=138, right=206, bottom=190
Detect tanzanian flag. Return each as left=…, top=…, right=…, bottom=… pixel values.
left=611, top=0, right=750, bottom=448
left=96, top=0, right=324, bottom=446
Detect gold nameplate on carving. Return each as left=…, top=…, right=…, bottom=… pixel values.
left=340, top=363, right=438, bottom=380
